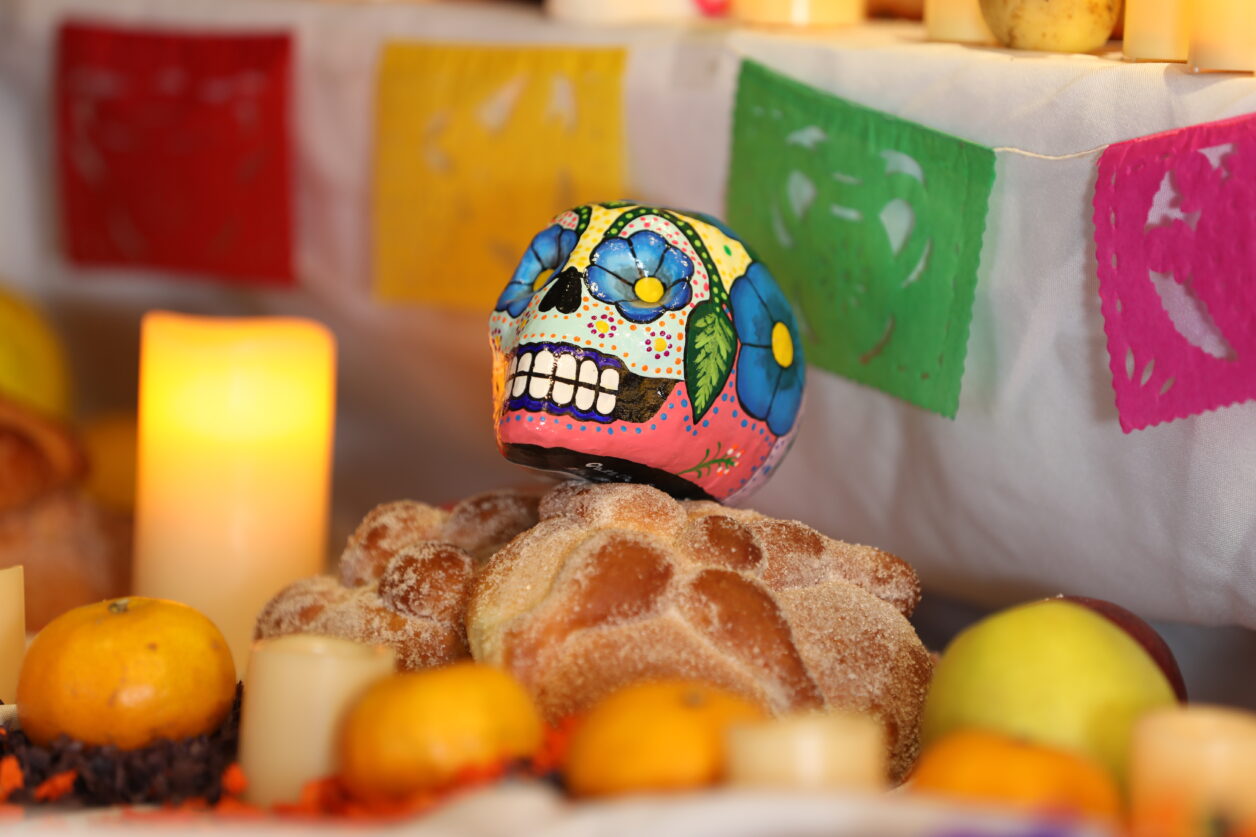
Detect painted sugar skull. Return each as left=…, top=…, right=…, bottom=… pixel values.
left=489, top=202, right=804, bottom=503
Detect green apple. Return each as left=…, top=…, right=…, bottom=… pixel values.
left=921, top=598, right=1178, bottom=782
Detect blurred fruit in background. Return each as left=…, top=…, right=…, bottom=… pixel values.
left=911, top=729, right=1122, bottom=825
left=563, top=680, right=765, bottom=797
left=0, top=282, right=69, bottom=419
left=338, top=663, right=543, bottom=801
left=921, top=597, right=1180, bottom=784
left=81, top=411, right=138, bottom=513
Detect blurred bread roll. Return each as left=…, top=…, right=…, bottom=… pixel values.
left=257, top=487, right=546, bottom=669
left=0, top=396, right=127, bottom=629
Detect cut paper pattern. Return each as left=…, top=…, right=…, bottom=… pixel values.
left=373, top=43, right=626, bottom=310
left=1094, top=116, right=1256, bottom=432
left=726, top=61, right=995, bottom=417
left=56, top=23, right=293, bottom=284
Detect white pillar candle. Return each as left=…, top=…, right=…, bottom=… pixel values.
left=1130, top=706, right=1256, bottom=833
left=732, top=0, right=864, bottom=26
left=239, top=634, right=395, bottom=808
left=925, top=0, right=995, bottom=43
left=134, top=312, right=337, bottom=670
left=546, top=0, right=715, bottom=23
left=1189, top=0, right=1256, bottom=72
left=0, top=566, right=24, bottom=704
left=1124, top=0, right=1189, bottom=61
left=725, top=711, right=887, bottom=791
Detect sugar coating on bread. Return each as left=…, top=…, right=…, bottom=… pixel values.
left=469, top=482, right=931, bottom=781
left=338, top=501, right=450, bottom=587
left=257, top=487, right=545, bottom=670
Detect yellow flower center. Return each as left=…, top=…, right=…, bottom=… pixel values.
left=652, top=337, right=668, bottom=352
left=634, top=276, right=665, bottom=304
left=595, top=320, right=611, bottom=334
left=771, top=321, right=794, bottom=368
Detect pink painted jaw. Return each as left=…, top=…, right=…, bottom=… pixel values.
left=497, top=360, right=792, bottom=504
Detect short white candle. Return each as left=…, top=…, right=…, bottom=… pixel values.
left=925, top=0, right=996, bottom=44
left=1130, top=706, right=1256, bottom=832
left=732, top=0, right=864, bottom=26
left=725, top=711, right=887, bottom=791
left=239, top=634, right=396, bottom=808
left=0, top=566, right=24, bottom=704
left=134, top=312, right=337, bottom=670
left=1124, top=0, right=1189, bottom=61
left=1189, top=0, right=1256, bottom=72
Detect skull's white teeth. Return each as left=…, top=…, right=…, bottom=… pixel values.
left=532, top=350, right=555, bottom=377
left=600, top=368, right=620, bottom=393
left=508, top=348, right=625, bottom=418
left=528, top=372, right=551, bottom=400
left=528, top=351, right=555, bottom=400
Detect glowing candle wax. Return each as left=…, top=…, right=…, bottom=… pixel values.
left=240, top=634, right=395, bottom=807
left=0, top=566, right=24, bottom=704
left=1130, top=706, right=1256, bottom=835
left=1124, top=0, right=1189, bottom=61
left=134, top=312, right=336, bottom=670
left=925, top=0, right=995, bottom=44
left=732, top=0, right=864, bottom=26
left=1189, top=0, right=1256, bottom=72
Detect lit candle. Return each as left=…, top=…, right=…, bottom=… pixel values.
left=731, top=0, right=864, bottom=26
left=135, top=312, right=337, bottom=670
left=1124, top=0, right=1189, bottom=62
left=0, top=566, right=24, bottom=704
left=240, top=634, right=395, bottom=807
left=925, top=0, right=995, bottom=43
left=725, top=711, right=887, bottom=791
left=1189, top=0, right=1256, bottom=73
left=1130, top=705, right=1256, bottom=835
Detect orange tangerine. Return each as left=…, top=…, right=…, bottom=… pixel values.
left=563, top=680, right=766, bottom=797
left=910, top=729, right=1122, bottom=823
left=17, top=597, right=236, bottom=749
left=337, top=662, right=542, bottom=801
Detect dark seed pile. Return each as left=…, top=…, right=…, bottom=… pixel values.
left=0, top=684, right=242, bottom=807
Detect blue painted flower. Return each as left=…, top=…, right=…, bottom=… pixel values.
left=495, top=224, right=577, bottom=317
left=729, top=263, right=804, bottom=437
left=586, top=230, right=694, bottom=324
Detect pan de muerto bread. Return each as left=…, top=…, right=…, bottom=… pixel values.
left=468, top=482, right=932, bottom=780
left=255, top=486, right=545, bottom=669
left=0, top=396, right=128, bottom=629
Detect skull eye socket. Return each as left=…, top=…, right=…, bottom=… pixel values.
left=495, top=224, right=578, bottom=318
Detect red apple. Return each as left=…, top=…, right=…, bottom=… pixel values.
left=1061, top=595, right=1187, bottom=702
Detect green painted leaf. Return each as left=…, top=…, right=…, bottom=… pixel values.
left=573, top=204, right=593, bottom=237
left=685, top=299, right=736, bottom=422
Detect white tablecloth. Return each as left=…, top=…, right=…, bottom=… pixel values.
left=2, top=0, right=1255, bottom=637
